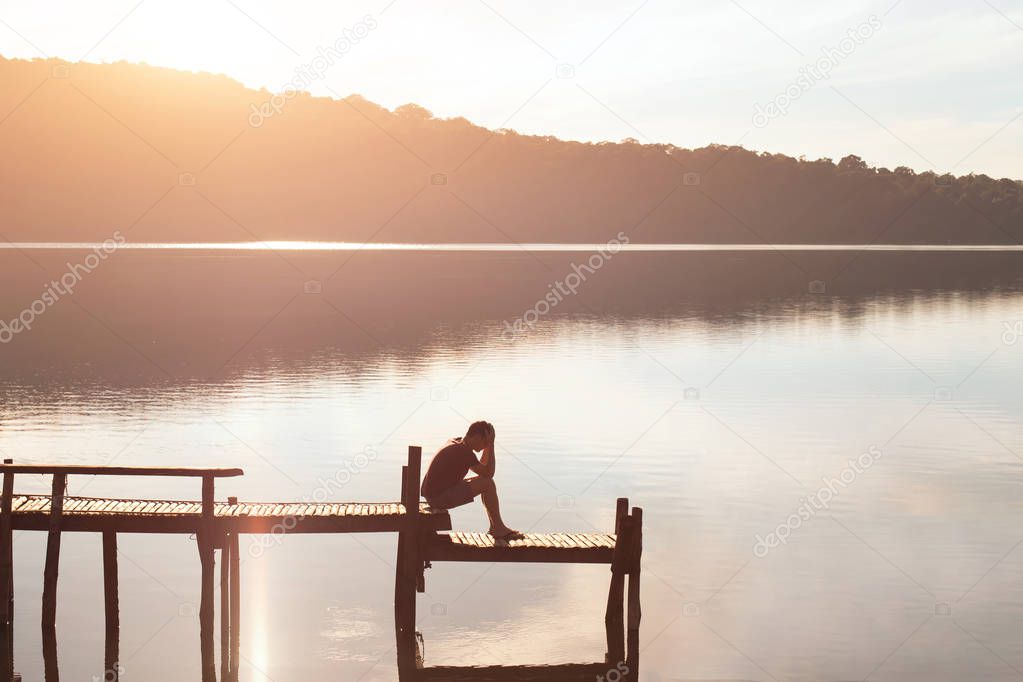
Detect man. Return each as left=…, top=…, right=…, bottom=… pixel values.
left=421, top=420, right=523, bottom=541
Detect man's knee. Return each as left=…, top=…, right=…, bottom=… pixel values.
left=478, top=476, right=496, bottom=493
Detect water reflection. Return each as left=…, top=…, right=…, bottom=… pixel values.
left=2, top=251, right=1023, bottom=681
left=1, top=250, right=1021, bottom=383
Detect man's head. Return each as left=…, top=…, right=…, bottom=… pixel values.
left=464, top=420, right=495, bottom=451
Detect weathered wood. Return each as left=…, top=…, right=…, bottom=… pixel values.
left=0, top=465, right=242, bottom=477
left=228, top=531, right=240, bottom=682
left=0, top=453, right=640, bottom=681
left=426, top=533, right=615, bottom=564
left=625, top=508, right=643, bottom=681
left=415, top=661, right=611, bottom=681
left=102, top=531, right=119, bottom=682
left=605, top=497, right=629, bottom=666
left=7, top=496, right=452, bottom=536
left=198, top=474, right=216, bottom=682
left=220, top=534, right=230, bottom=680
left=393, top=465, right=409, bottom=663
left=0, top=461, right=14, bottom=682
left=395, top=446, right=423, bottom=672
left=42, top=473, right=66, bottom=682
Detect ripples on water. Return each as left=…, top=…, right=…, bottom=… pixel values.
left=0, top=250, right=1021, bottom=680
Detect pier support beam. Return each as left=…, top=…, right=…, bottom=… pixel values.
left=42, top=473, right=66, bottom=682
left=0, top=461, right=14, bottom=682
left=220, top=496, right=241, bottom=682
left=198, top=474, right=216, bottom=682
left=625, top=508, right=643, bottom=682
left=604, top=498, right=628, bottom=665
left=220, top=533, right=230, bottom=680
left=394, top=445, right=422, bottom=673
left=229, top=531, right=240, bottom=682
left=103, top=531, right=119, bottom=682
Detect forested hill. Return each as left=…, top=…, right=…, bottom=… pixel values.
left=1, top=57, right=1020, bottom=244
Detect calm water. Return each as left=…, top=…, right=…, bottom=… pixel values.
left=1, top=248, right=1022, bottom=681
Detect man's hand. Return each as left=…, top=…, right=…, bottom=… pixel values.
left=471, top=423, right=496, bottom=479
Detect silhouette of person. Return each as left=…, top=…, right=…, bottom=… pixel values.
left=421, top=421, right=523, bottom=540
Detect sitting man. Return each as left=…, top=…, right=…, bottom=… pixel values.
left=421, top=420, right=523, bottom=541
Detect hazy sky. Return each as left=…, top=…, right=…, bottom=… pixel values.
left=2, top=0, right=1021, bottom=178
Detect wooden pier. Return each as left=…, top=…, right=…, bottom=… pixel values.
left=0, top=448, right=642, bottom=681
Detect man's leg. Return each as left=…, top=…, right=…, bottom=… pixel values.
left=467, top=476, right=517, bottom=535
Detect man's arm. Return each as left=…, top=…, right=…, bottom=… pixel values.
left=470, top=428, right=496, bottom=478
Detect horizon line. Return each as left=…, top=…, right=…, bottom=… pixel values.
left=2, top=241, right=1023, bottom=252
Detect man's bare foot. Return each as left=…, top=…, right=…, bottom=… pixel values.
left=489, top=527, right=524, bottom=541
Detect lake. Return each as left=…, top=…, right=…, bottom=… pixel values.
left=0, top=246, right=1022, bottom=681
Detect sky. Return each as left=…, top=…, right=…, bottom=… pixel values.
left=1, top=0, right=1021, bottom=179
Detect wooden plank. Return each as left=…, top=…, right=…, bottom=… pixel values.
left=103, top=531, right=119, bottom=682
left=574, top=534, right=599, bottom=549
left=426, top=534, right=614, bottom=564
left=555, top=533, right=577, bottom=548
left=418, top=662, right=609, bottom=681
left=42, top=473, right=66, bottom=682
left=0, top=464, right=14, bottom=682
left=0, top=465, right=243, bottom=477
left=198, top=474, right=216, bottom=682
left=7, top=510, right=452, bottom=535
left=625, top=508, right=643, bottom=681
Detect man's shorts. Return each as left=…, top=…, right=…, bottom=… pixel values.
left=425, top=480, right=475, bottom=510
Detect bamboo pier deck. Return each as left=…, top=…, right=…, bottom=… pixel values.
left=7, top=495, right=453, bottom=534
left=0, top=449, right=643, bottom=682
left=428, top=530, right=617, bottom=563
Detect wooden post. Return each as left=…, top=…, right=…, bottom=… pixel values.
left=221, top=495, right=239, bottom=682
left=394, top=446, right=422, bottom=672
left=198, top=474, right=217, bottom=682
left=393, top=465, right=408, bottom=650
left=228, top=530, right=240, bottom=682
left=625, top=507, right=643, bottom=682
left=220, top=532, right=230, bottom=680
left=42, top=473, right=66, bottom=682
left=102, top=531, right=119, bottom=682
left=0, top=460, right=14, bottom=682
left=604, top=497, right=628, bottom=665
